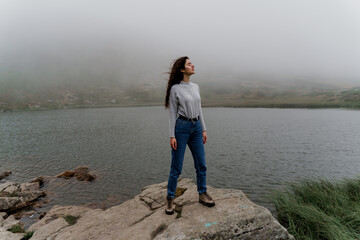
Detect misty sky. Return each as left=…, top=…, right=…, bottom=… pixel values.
left=1, top=0, right=360, bottom=88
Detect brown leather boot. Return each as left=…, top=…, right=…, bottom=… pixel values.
left=199, top=192, right=215, bottom=207
left=165, top=196, right=175, bottom=215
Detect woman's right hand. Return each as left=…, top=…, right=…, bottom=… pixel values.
left=170, top=137, right=177, bottom=150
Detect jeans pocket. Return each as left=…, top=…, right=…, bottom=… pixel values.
left=176, top=118, right=187, bottom=127
left=175, top=119, right=188, bottom=134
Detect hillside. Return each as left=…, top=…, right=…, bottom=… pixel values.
left=1, top=80, right=360, bottom=111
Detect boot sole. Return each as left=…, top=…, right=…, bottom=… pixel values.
left=165, top=209, right=175, bottom=215
left=199, top=200, right=215, bottom=207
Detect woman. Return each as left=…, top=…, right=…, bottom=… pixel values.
left=164, top=56, right=215, bottom=215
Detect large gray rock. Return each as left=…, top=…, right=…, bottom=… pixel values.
left=0, top=230, right=23, bottom=240
left=28, top=205, right=92, bottom=232
left=0, top=182, right=46, bottom=212
left=0, top=215, right=25, bottom=240
left=27, top=178, right=294, bottom=239
left=0, top=212, right=8, bottom=219
left=30, top=217, right=69, bottom=240
left=0, top=215, right=20, bottom=229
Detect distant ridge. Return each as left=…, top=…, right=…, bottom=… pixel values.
left=1, top=79, right=359, bottom=111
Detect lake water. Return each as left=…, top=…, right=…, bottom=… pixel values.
left=1, top=107, right=360, bottom=214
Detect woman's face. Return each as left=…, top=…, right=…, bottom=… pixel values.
left=181, top=59, right=195, bottom=75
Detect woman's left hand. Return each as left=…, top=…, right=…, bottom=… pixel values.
left=202, top=131, right=207, bottom=144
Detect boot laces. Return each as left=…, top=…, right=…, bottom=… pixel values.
left=204, top=192, right=213, bottom=201
left=167, top=197, right=174, bottom=208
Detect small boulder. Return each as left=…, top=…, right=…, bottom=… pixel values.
left=56, top=166, right=96, bottom=182
left=75, top=172, right=95, bottom=181
left=30, top=176, right=45, bottom=187
left=73, top=166, right=88, bottom=173
left=39, top=212, right=46, bottom=220
left=56, top=171, right=75, bottom=179
left=0, top=171, right=12, bottom=181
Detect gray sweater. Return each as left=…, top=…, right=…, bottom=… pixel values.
left=169, top=81, right=206, bottom=138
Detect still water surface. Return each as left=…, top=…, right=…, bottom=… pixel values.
left=1, top=107, right=360, bottom=213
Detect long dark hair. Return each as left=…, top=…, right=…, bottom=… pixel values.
left=164, top=56, right=188, bottom=108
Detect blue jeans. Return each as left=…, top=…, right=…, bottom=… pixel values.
left=167, top=117, right=207, bottom=198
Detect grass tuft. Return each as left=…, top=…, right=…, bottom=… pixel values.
left=63, top=215, right=79, bottom=225
left=21, top=231, right=34, bottom=240
left=272, top=177, right=360, bottom=240
left=7, top=224, right=25, bottom=233
left=175, top=204, right=182, bottom=219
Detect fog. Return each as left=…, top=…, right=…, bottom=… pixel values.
left=1, top=0, right=360, bottom=90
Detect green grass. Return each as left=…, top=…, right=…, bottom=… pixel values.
left=21, top=231, right=34, bottom=240
left=175, top=204, right=182, bottom=219
left=272, top=178, right=360, bottom=240
left=7, top=224, right=25, bottom=233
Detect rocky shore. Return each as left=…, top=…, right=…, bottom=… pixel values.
left=1, top=173, right=294, bottom=240
left=0, top=167, right=97, bottom=239
left=0, top=175, right=47, bottom=240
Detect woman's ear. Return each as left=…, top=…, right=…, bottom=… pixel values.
left=180, top=69, right=185, bottom=73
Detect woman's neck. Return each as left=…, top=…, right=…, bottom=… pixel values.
left=182, top=74, right=191, bottom=83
